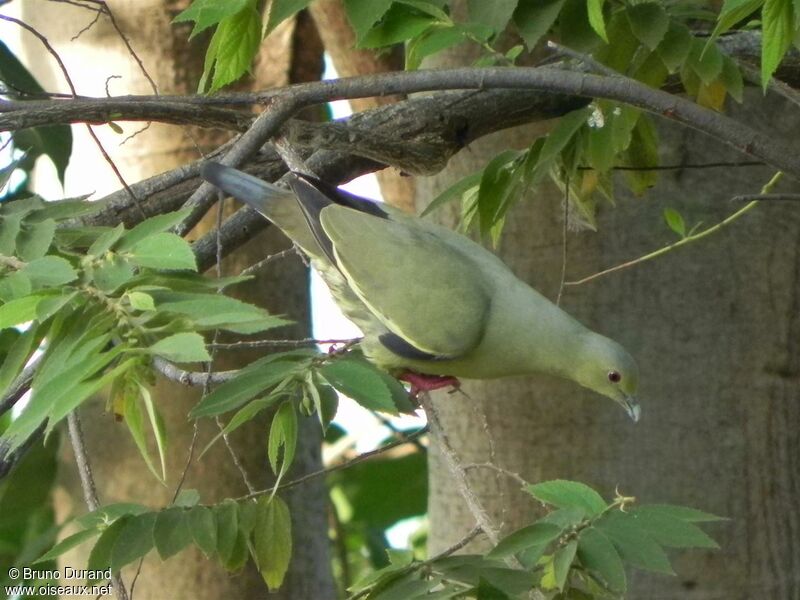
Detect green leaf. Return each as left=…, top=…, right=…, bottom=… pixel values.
left=110, top=512, right=157, bottom=573
left=266, top=0, right=314, bottom=35
left=128, top=232, right=196, bottom=271
left=305, top=376, right=339, bottom=431
left=16, top=219, right=56, bottom=261
left=559, top=0, right=603, bottom=52
left=720, top=55, right=744, bottom=103
left=173, top=0, right=250, bottom=38
left=577, top=528, right=626, bottom=592
left=710, top=0, right=764, bottom=40
left=476, top=150, right=524, bottom=239
left=343, top=0, right=395, bottom=42
left=0, top=213, right=24, bottom=255
left=22, top=256, right=77, bottom=288
left=657, top=22, right=693, bottom=73
left=761, top=0, right=794, bottom=88
left=532, top=108, right=590, bottom=185
left=629, top=507, right=720, bottom=548
left=87, top=516, right=129, bottom=575
left=268, top=401, right=298, bottom=489
left=202, top=393, right=289, bottom=456
left=190, top=353, right=310, bottom=418
left=215, top=500, right=239, bottom=566
left=318, top=358, right=396, bottom=414
left=554, top=540, right=578, bottom=591
left=488, top=522, right=562, bottom=559
left=663, top=208, right=686, bottom=237
left=622, top=115, right=659, bottom=195
left=124, top=384, right=163, bottom=481
left=127, top=291, right=155, bottom=312
left=586, top=0, right=608, bottom=42
left=467, top=0, right=517, bottom=34
left=687, top=38, right=723, bottom=85
left=513, top=0, right=566, bottom=48
left=77, top=503, right=149, bottom=529
left=0, top=293, right=47, bottom=330
left=526, top=480, right=608, bottom=517
left=635, top=504, right=725, bottom=523
left=0, top=324, right=38, bottom=398
left=148, top=332, right=210, bottom=363
left=152, top=292, right=289, bottom=333
left=154, top=508, right=192, bottom=560
left=88, top=224, right=125, bottom=257
left=173, top=489, right=201, bottom=508
left=0, top=271, right=32, bottom=302
left=421, top=171, right=482, bottom=217
left=92, top=255, right=135, bottom=292
left=406, top=24, right=466, bottom=70
left=33, top=528, right=101, bottom=564
left=116, top=208, right=192, bottom=252
left=28, top=195, right=103, bottom=222
left=361, top=5, right=436, bottom=48
left=626, top=3, right=669, bottom=49
left=253, top=495, right=292, bottom=591
left=595, top=511, right=673, bottom=574
left=188, top=505, right=217, bottom=558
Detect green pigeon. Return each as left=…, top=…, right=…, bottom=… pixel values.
left=201, top=162, right=640, bottom=421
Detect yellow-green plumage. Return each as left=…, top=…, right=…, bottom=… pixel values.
left=201, top=162, right=641, bottom=420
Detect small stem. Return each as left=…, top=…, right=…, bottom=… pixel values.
left=567, top=171, right=784, bottom=286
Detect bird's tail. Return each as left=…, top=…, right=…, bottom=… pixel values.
left=201, top=162, right=292, bottom=213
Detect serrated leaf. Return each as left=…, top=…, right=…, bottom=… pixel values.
left=406, top=24, right=466, bottom=70
left=663, top=208, right=686, bottom=237
left=626, top=3, right=669, bottom=49
left=0, top=293, right=47, bottom=330
left=554, top=540, right=578, bottom=591
left=657, top=22, right=693, bottom=72
left=88, top=224, right=125, bottom=257
left=116, top=208, right=193, bottom=252
left=188, top=505, right=217, bottom=558
left=173, top=489, right=201, bottom=508
left=361, top=5, right=436, bottom=48
left=578, top=528, right=626, bottom=592
left=636, top=504, right=725, bottom=523
left=173, top=0, right=250, bottom=38
left=206, top=6, right=263, bottom=92
left=513, top=0, right=566, bottom=48
left=319, top=358, right=396, bottom=414
left=33, top=528, right=101, bottom=564
left=526, top=480, right=608, bottom=517
left=266, top=0, right=314, bottom=34
left=587, top=0, right=608, bottom=42
left=129, top=232, right=196, bottom=271
left=27, top=195, right=102, bottom=222
left=253, top=495, right=292, bottom=591
left=710, top=0, right=764, bottom=41
left=152, top=292, right=288, bottom=333
left=92, top=255, right=135, bottom=292
left=215, top=500, right=239, bottom=566
left=629, top=508, right=720, bottom=548
left=148, top=332, right=210, bottom=363
left=16, top=219, right=56, bottom=261
left=22, top=256, right=77, bottom=287
left=127, top=291, right=155, bottom=312
left=268, top=401, right=298, bottom=490
left=110, top=512, right=156, bottom=573
left=467, top=0, right=517, bottom=34
left=595, top=511, right=673, bottom=574
left=488, top=522, right=562, bottom=559
left=761, top=0, right=794, bottom=88
left=190, top=353, right=309, bottom=418
left=87, top=517, right=129, bottom=576
left=343, top=0, right=395, bottom=42
left=154, top=507, right=192, bottom=560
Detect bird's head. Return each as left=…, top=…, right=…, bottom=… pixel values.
left=574, top=333, right=640, bottom=421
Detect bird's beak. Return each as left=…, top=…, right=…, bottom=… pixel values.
left=621, top=396, right=641, bottom=422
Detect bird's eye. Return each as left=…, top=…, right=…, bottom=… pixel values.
left=607, top=370, right=622, bottom=383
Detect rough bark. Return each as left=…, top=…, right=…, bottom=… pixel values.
left=19, top=2, right=334, bottom=598
left=421, top=4, right=800, bottom=599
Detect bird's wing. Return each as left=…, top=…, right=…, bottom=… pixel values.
left=320, top=206, right=491, bottom=360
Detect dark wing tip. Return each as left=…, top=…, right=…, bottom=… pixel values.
left=379, top=332, right=446, bottom=362
left=200, top=160, right=226, bottom=185
left=291, top=172, right=388, bottom=219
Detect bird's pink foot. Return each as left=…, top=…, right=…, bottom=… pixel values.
left=398, top=371, right=461, bottom=399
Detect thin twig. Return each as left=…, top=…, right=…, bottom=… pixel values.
left=240, top=246, right=300, bottom=276
left=463, top=462, right=530, bottom=488
left=731, top=193, right=800, bottom=202
left=419, top=393, right=501, bottom=546
left=67, top=412, right=129, bottom=600
left=237, top=427, right=428, bottom=501
left=566, top=171, right=784, bottom=286
left=556, top=173, right=570, bottom=306
left=209, top=337, right=360, bottom=350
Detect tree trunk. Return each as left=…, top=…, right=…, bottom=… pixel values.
left=20, top=2, right=334, bottom=598
left=420, top=5, right=800, bottom=599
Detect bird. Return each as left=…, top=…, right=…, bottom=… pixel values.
left=201, top=162, right=641, bottom=421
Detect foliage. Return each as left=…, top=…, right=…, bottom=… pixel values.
left=348, top=480, right=723, bottom=599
